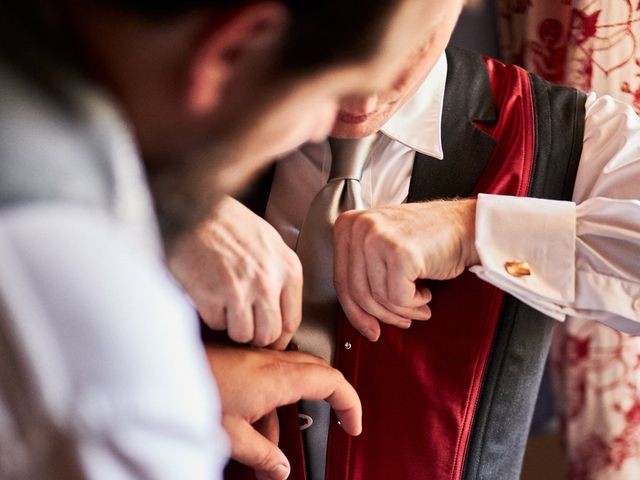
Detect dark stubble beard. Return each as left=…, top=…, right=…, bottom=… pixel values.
left=146, top=139, right=268, bottom=252
left=147, top=154, right=226, bottom=252
left=146, top=72, right=298, bottom=251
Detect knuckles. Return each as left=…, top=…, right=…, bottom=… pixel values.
left=199, top=303, right=226, bottom=330
left=349, top=283, right=372, bottom=302
left=228, top=328, right=254, bottom=345
left=387, top=289, right=409, bottom=307
left=252, top=331, right=278, bottom=348
left=370, top=290, right=389, bottom=306
left=338, top=211, right=412, bottom=259
left=282, top=249, right=303, bottom=281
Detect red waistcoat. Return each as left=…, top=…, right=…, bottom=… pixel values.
left=221, top=48, right=586, bottom=480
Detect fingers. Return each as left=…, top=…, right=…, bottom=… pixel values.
left=254, top=249, right=302, bottom=349
left=334, top=211, right=432, bottom=341
left=360, top=252, right=432, bottom=322
left=254, top=410, right=280, bottom=445
left=271, top=260, right=303, bottom=351
left=198, top=299, right=227, bottom=331
left=274, top=361, right=363, bottom=436
left=252, top=296, right=283, bottom=348
left=337, top=293, right=384, bottom=341
left=380, top=274, right=432, bottom=319
left=170, top=200, right=304, bottom=349
left=348, top=240, right=414, bottom=329
left=208, top=345, right=362, bottom=474
left=240, top=348, right=362, bottom=434
left=224, top=416, right=291, bottom=480
left=369, top=255, right=432, bottom=316
left=226, top=300, right=255, bottom=344
left=334, top=226, right=382, bottom=341
left=223, top=264, right=300, bottom=348
left=414, top=285, right=433, bottom=307
left=387, top=264, right=433, bottom=309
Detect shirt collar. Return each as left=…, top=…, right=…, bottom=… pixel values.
left=380, top=52, right=447, bottom=160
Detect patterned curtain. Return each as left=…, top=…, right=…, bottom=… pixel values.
left=498, top=1, right=640, bottom=479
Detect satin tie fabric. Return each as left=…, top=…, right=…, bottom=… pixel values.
left=295, top=134, right=377, bottom=480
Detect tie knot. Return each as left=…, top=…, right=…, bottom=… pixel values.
left=328, top=134, right=378, bottom=182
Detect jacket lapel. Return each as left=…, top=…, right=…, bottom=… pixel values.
left=408, top=47, right=498, bottom=203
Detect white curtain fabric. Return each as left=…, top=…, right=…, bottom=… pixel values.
left=498, top=1, right=640, bottom=478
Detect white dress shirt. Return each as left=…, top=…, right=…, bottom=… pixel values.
left=0, top=206, right=226, bottom=479
left=266, top=53, right=640, bottom=334
left=0, top=57, right=228, bottom=478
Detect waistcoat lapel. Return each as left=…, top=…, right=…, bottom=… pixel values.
left=408, top=48, right=497, bottom=202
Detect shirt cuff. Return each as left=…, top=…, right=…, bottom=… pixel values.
left=470, top=194, right=577, bottom=305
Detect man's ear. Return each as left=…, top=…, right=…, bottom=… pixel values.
left=187, top=2, right=289, bottom=114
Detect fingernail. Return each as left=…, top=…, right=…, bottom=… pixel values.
left=366, top=329, right=380, bottom=342
left=273, top=464, right=290, bottom=480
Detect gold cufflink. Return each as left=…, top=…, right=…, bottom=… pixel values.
left=504, top=261, right=532, bottom=277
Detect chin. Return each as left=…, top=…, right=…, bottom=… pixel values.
left=330, top=122, right=379, bottom=139
left=331, top=110, right=390, bottom=139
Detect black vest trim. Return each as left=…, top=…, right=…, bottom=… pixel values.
left=462, top=74, right=587, bottom=480
left=407, top=48, right=497, bottom=203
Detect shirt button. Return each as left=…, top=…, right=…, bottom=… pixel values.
left=633, top=298, right=640, bottom=313
left=504, top=261, right=532, bottom=277
left=344, top=342, right=352, bottom=350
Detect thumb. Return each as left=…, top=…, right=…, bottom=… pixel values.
left=254, top=410, right=280, bottom=445
left=224, top=415, right=291, bottom=480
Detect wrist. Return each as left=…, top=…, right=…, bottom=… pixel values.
left=458, top=199, right=480, bottom=267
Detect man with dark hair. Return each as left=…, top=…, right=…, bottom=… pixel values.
left=0, top=0, right=438, bottom=479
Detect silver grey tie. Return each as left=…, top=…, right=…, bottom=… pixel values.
left=294, top=134, right=377, bottom=480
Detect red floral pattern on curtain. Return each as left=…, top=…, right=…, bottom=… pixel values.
left=498, top=1, right=640, bottom=479
left=499, top=0, right=640, bottom=110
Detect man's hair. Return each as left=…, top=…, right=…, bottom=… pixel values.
left=95, top=0, right=402, bottom=72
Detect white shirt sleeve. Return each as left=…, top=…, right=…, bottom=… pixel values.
left=0, top=204, right=228, bottom=478
left=470, top=92, right=640, bottom=334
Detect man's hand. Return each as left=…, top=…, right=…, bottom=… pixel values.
left=333, top=198, right=480, bottom=341
left=207, top=345, right=362, bottom=480
left=169, top=196, right=302, bottom=349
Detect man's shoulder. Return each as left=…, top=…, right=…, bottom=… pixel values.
left=445, top=46, right=584, bottom=96
left=0, top=202, right=223, bottom=477
left=445, top=47, right=531, bottom=91
left=444, top=46, right=586, bottom=114
left=0, top=201, right=212, bottom=405
left=0, top=61, right=114, bottom=212
left=0, top=203, right=177, bottom=319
